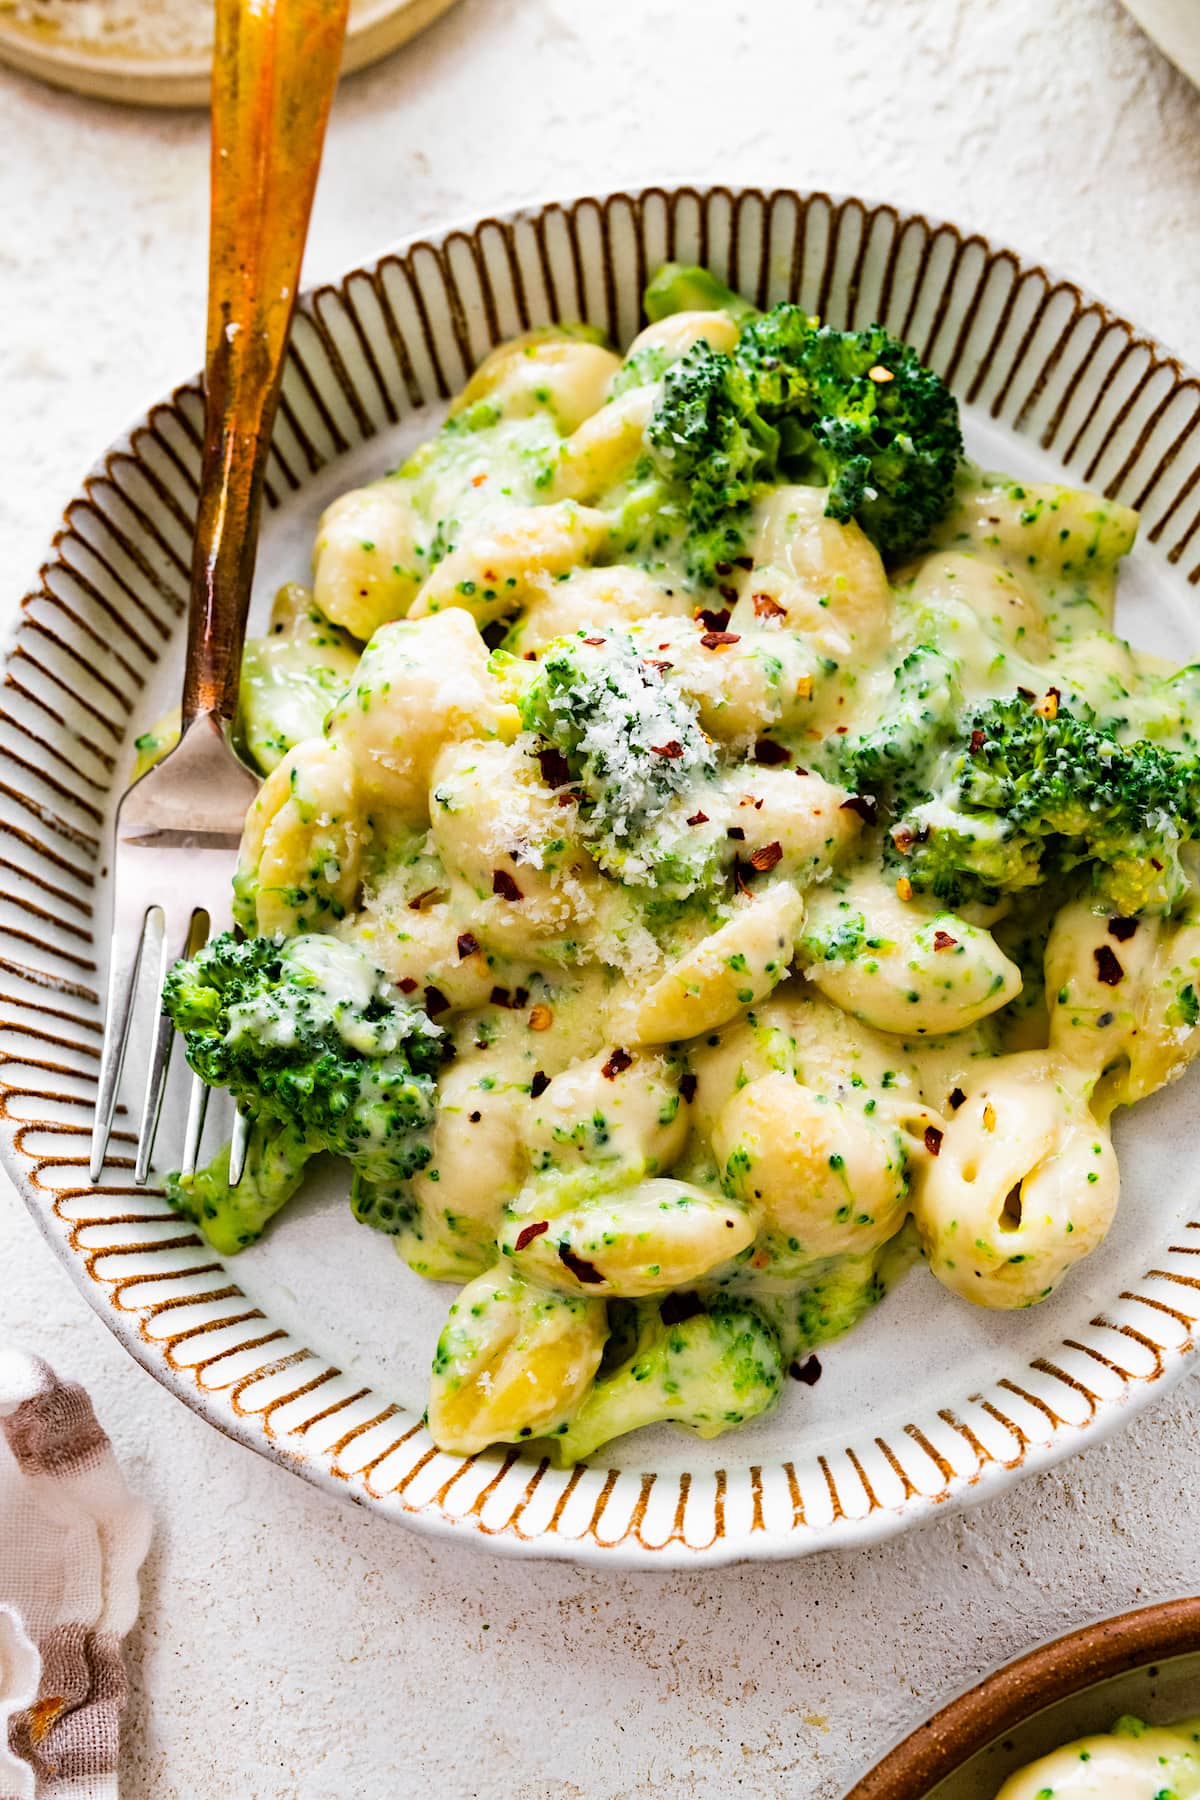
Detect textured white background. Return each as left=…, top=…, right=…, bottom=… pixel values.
left=3, top=2, right=1200, bottom=1795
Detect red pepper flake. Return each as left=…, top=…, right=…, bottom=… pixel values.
left=793, top=766, right=810, bottom=777
left=834, top=725, right=848, bottom=735
left=1034, top=686, right=1061, bottom=721
left=687, top=810, right=709, bottom=826
left=933, top=930, right=958, bottom=952
left=643, top=658, right=673, bottom=673
left=1108, top=916, right=1138, bottom=941
left=397, top=976, right=418, bottom=994
left=839, top=794, right=878, bottom=825
left=719, top=585, right=738, bottom=605
left=471, top=471, right=488, bottom=487
left=468, top=1110, right=482, bottom=1122
left=556, top=791, right=578, bottom=808
left=660, top=1291, right=704, bottom=1325
left=700, top=630, right=740, bottom=649
left=530, top=1070, right=550, bottom=1099
left=948, top=1086, right=966, bottom=1111
left=424, top=985, right=449, bottom=1017
left=1151, top=857, right=1164, bottom=871
left=582, top=635, right=606, bottom=646
left=969, top=728, right=987, bottom=754
left=749, top=840, right=783, bottom=872
left=694, top=606, right=731, bottom=632
left=789, top=1355, right=822, bottom=1386
left=713, top=561, right=732, bottom=577
left=679, top=1071, right=697, bottom=1104
left=528, top=1003, right=553, bottom=1031
left=513, top=986, right=530, bottom=1009
left=558, top=1245, right=604, bottom=1285
left=1017, top=685, right=1036, bottom=700
left=492, top=869, right=523, bottom=901
left=734, top=555, right=754, bottom=571
left=754, top=740, right=792, bottom=765
left=514, top=1220, right=550, bottom=1252
left=924, top=1123, right=944, bottom=1156
left=408, top=887, right=443, bottom=911
left=753, top=591, right=787, bottom=620
left=727, top=825, right=746, bottom=841
left=538, top=746, right=572, bottom=788
left=892, top=827, right=914, bottom=853
left=601, top=1047, right=633, bottom=1079
left=456, top=932, right=480, bottom=960
left=650, top=740, right=685, bottom=758
left=490, top=986, right=513, bottom=1008
left=1093, top=944, right=1124, bottom=986
left=734, top=860, right=753, bottom=896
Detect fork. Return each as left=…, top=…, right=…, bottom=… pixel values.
left=88, top=0, right=350, bottom=1190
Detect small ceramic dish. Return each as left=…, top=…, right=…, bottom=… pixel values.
left=0, top=0, right=457, bottom=107
left=848, top=1596, right=1200, bottom=1797
left=4, top=186, right=1200, bottom=1567
left=1121, top=0, right=1200, bottom=90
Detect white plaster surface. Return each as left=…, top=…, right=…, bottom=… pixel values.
left=2, top=1, right=1200, bottom=1794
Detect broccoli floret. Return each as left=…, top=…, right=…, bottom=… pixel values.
left=893, top=697, right=1200, bottom=914
left=834, top=644, right=963, bottom=811
left=163, top=932, right=445, bottom=1221
left=636, top=279, right=962, bottom=587
left=519, top=631, right=720, bottom=893
left=646, top=342, right=780, bottom=583
left=736, top=311, right=963, bottom=560
left=643, top=263, right=758, bottom=323
left=550, top=1295, right=783, bottom=1464
left=163, top=1115, right=318, bottom=1255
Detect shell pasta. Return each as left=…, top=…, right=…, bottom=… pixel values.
left=160, top=265, right=1200, bottom=1463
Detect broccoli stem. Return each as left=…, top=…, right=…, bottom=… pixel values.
left=164, top=1115, right=318, bottom=1255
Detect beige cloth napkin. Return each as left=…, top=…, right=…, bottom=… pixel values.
left=0, top=1354, right=151, bottom=1800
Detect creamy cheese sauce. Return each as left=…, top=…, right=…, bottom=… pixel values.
left=997, top=1715, right=1200, bottom=1798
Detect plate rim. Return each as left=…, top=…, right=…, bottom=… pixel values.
left=5, top=180, right=1200, bottom=1570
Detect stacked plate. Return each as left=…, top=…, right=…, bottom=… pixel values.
left=0, top=0, right=457, bottom=106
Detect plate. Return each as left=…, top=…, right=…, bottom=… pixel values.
left=1122, top=0, right=1200, bottom=89
left=5, top=186, right=1200, bottom=1568
left=849, top=1596, right=1200, bottom=1796
left=0, top=0, right=458, bottom=108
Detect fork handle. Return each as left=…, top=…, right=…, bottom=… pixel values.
left=181, top=0, right=350, bottom=732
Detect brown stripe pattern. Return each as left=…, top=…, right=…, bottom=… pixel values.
left=2, top=186, right=1200, bottom=1567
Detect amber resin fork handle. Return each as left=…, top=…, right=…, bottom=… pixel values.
left=88, top=0, right=349, bottom=1188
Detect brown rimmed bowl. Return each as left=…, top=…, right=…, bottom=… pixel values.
left=849, top=1597, right=1200, bottom=1797
left=5, top=185, right=1200, bottom=1567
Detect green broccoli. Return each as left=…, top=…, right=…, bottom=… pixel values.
left=163, top=1115, right=318, bottom=1255
left=550, top=1295, right=783, bottom=1464
left=735, top=310, right=963, bottom=559
left=162, top=932, right=445, bottom=1246
left=635, top=273, right=962, bottom=586
left=834, top=643, right=964, bottom=812
left=519, top=630, right=720, bottom=893
left=643, top=263, right=758, bottom=323
left=892, top=696, right=1200, bottom=914
left=646, top=342, right=780, bottom=582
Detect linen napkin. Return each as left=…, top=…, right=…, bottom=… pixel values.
left=0, top=1353, right=151, bottom=1800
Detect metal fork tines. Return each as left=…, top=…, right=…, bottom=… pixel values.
left=89, top=716, right=259, bottom=1186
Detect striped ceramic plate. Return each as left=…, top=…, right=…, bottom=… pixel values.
left=4, top=186, right=1200, bottom=1567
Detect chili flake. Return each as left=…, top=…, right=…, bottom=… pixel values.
left=558, top=1245, right=604, bottom=1284
left=1108, top=916, right=1138, bottom=942
left=650, top=740, right=685, bottom=758
left=1093, top=944, right=1124, bottom=986
left=933, top=930, right=958, bottom=951
left=492, top=869, right=523, bottom=901
left=687, top=810, right=710, bottom=826
left=601, top=1047, right=633, bottom=1079
left=700, top=630, right=740, bottom=649
left=924, top=1124, right=944, bottom=1156
left=528, top=1003, right=553, bottom=1031
left=530, top=1070, right=550, bottom=1099
left=753, top=591, right=787, bottom=621
left=749, top=840, right=783, bottom=872
left=456, top=932, right=480, bottom=960
left=840, top=794, right=878, bottom=826
left=514, top=1220, right=549, bottom=1252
